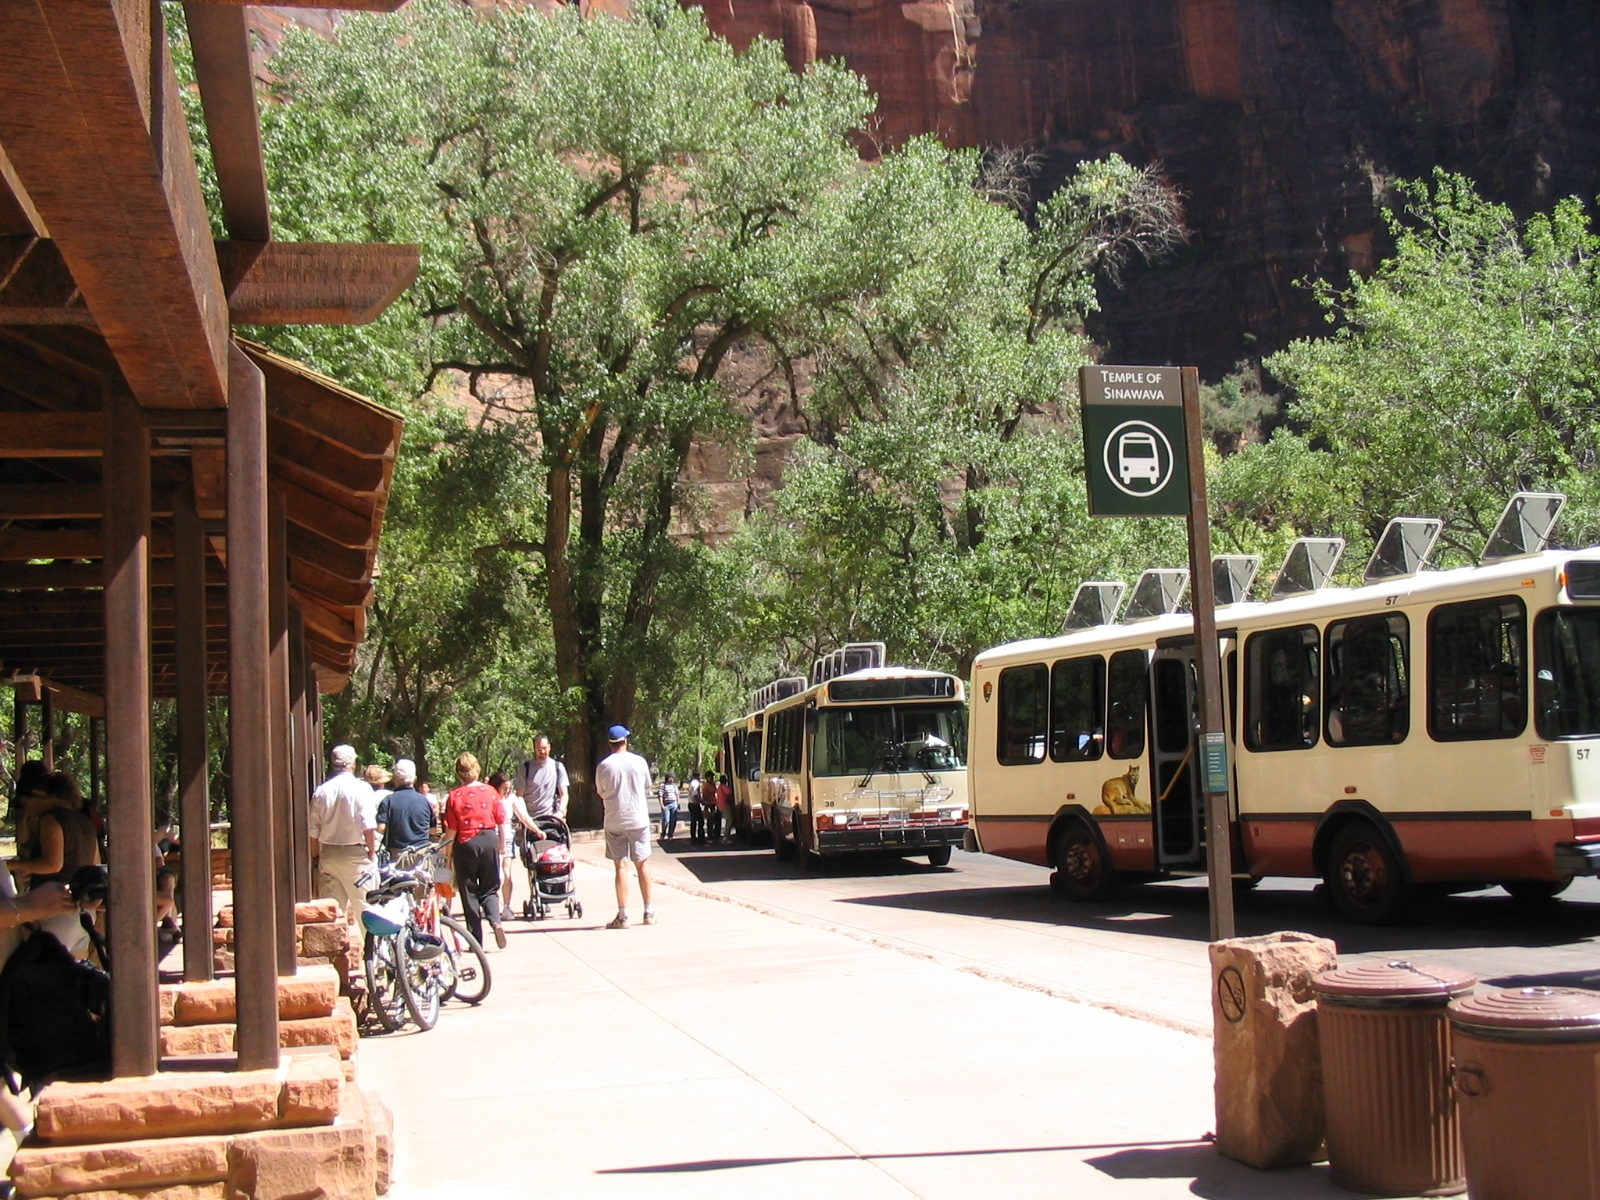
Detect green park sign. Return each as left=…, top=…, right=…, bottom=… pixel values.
left=1078, top=365, right=1189, bottom=517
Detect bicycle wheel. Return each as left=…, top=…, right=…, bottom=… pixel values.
left=399, top=931, right=442, bottom=1031
left=439, top=914, right=492, bottom=1005
left=363, top=932, right=407, bottom=1033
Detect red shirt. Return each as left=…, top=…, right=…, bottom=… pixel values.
left=444, top=782, right=505, bottom=844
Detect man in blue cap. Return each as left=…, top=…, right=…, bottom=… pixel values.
left=594, top=725, right=656, bottom=928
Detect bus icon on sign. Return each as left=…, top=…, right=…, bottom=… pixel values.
left=1118, top=432, right=1161, bottom=484
left=1104, top=420, right=1174, bottom=498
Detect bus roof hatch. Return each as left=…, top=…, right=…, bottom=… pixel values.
left=1483, top=492, right=1566, bottom=563
left=1363, top=517, right=1442, bottom=584
left=753, top=676, right=806, bottom=712
left=1270, top=538, right=1345, bottom=599
left=1062, top=581, right=1125, bottom=632
left=1125, top=569, right=1189, bottom=621
left=1213, top=555, right=1261, bottom=605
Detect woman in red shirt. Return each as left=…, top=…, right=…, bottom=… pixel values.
left=443, top=752, right=508, bottom=950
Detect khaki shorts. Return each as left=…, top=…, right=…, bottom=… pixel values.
left=604, top=827, right=651, bottom=863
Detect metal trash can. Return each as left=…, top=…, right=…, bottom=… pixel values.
left=1448, top=986, right=1600, bottom=1200
left=1313, top=960, right=1475, bottom=1197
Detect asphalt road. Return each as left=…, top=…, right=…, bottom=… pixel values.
left=635, top=835, right=1600, bottom=1031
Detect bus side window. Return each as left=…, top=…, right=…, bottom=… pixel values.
left=997, top=664, right=1048, bottom=765
left=1245, top=624, right=1321, bottom=751
left=1051, top=656, right=1106, bottom=762
left=1326, top=614, right=1410, bottom=746
left=1429, top=596, right=1527, bottom=741
left=1227, top=649, right=1238, bottom=742
left=1107, top=650, right=1147, bottom=760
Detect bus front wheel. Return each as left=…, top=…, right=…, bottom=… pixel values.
left=1050, top=823, right=1117, bottom=902
left=1503, top=879, right=1571, bottom=904
left=926, top=846, right=953, bottom=867
left=1325, top=822, right=1411, bottom=925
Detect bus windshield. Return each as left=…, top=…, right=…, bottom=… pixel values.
left=1536, top=609, right=1600, bottom=739
left=814, top=703, right=967, bottom=777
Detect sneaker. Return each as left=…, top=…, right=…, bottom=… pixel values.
left=642, top=912, right=658, bottom=926
left=606, top=914, right=629, bottom=929
left=493, top=924, right=508, bottom=950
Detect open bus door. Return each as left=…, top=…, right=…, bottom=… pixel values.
left=1149, top=644, right=1205, bottom=867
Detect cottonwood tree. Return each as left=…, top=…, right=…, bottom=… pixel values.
left=257, top=0, right=874, bottom=815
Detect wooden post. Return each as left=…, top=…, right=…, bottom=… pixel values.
left=12, top=690, right=25, bottom=777
left=227, top=345, right=279, bottom=1070
left=88, top=716, right=102, bottom=808
left=174, top=488, right=213, bottom=983
left=1181, top=366, right=1236, bottom=942
left=39, top=689, right=54, bottom=771
left=287, top=606, right=312, bottom=903
left=268, top=488, right=296, bottom=975
left=103, top=380, right=157, bottom=1078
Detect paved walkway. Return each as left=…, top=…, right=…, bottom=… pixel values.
left=358, top=855, right=1369, bottom=1199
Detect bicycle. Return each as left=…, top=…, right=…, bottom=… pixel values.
left=391, top=842, right=492, bottom=1006
left=360, top=860, right=448, bottom=1032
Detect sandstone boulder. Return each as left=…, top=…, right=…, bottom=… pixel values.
left=226, top=1118, right=374, bottom=1200
left=294, top=899, right=341, bottom=925
left=10, top=1133, right=228, bottom=1197
left=34, top=1072, right=281, bottom=1146
left=1210, top=931, right=1336, bottom=1169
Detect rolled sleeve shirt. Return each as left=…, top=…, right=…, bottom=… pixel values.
left=309, top=772, right=378, bottom=848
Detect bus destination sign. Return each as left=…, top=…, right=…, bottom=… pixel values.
left=1078, top=365, right=1189, bottom=517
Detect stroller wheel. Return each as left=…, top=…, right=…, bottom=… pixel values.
left=571, top=900, right=583, bottom=919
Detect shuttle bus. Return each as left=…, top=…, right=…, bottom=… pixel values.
left=721, top=712, right=768, bottom=842
left=967, top=496, right=1600, bottom=923
left=758, top=645, right=971, bottom=866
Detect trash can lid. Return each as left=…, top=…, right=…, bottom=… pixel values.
left=1449, top=986, right=1600, bottom=1040
left=1313, top=960, right=1477, bottom=1005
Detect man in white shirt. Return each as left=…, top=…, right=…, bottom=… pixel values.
left=593, top=725, right=655, bottom=929
left=308, top=744, right=379, bottom=920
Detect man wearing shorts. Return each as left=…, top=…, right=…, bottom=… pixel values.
left=594, top=725, right=655, bottom=929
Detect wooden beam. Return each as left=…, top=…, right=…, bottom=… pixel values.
left=102, top=380, right=158, bottom=1077
left=226, top=344, right=278, bottom=1069
left=182, top=4, right=269, bottom=243
left=0, top=236, right=94, bottom=324
left=279, top=482, right=374, bottom=551
left=0, top=411, right=100, bottom=456
left=288, top=559, right=372, bottom=610
left=0, top=2, right=229, bottom=409
left=0, top=558, right=224, bottom=590
left=0, top=484, right=177, bottom=519
left=219, top=242, right=418, bottom=325
left=269, top=490, right=297, bottom=974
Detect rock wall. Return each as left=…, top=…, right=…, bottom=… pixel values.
left=699, top=0, right=1600, bottom=375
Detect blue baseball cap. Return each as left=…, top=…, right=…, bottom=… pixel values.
left=607, top=724, right=631, bottom=742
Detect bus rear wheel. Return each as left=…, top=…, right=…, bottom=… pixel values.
left=1325, top=822, right=1411, bottom=925
left=1050, top=823, right=1117, bottom=902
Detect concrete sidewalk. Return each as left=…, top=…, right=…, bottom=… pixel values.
left=358, top=857, right=1369, bottom=1199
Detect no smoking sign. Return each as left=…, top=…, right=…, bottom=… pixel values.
left=1079, top=365, right=1190, bottom=517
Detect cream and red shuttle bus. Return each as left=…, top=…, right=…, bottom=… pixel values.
left=967, top=495, right=1600, bottom=923
left=757, top=644, right=971, bottom=866
left=721, top=711, right=768, bottom=842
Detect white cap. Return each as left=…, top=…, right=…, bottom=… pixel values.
left=331, top=744, right=358, bottom=771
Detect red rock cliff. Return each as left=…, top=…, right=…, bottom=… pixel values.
left=698, top=0, right=1600, bottom=374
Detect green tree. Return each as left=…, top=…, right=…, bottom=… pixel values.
left=735, top=143, right=1190, bottom=674
left=258, top=0, right=877, bottom=816
left=1248, top=172, right=1600, bottom=569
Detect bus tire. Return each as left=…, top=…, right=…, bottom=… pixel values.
left=774, top=813, right=797, bottom=860
left=926, top=846, right=953, bottom=867
left=1503, top=879, right=1571, bottom=904
left=1325, top=822, right=1411, bottom=924
left=1050, top=822, right=1118, bottom=902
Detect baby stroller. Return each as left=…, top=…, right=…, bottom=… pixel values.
left=519, top=815, right=582, bottom=920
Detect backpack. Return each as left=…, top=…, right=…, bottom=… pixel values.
left=0, top=928, right=111, bottom=1092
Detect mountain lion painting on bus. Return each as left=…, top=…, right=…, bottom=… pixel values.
left=1094, top=764, right=1147, bottom=815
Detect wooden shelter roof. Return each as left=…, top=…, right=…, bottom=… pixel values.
left=0, top=0, right=416, bottom=700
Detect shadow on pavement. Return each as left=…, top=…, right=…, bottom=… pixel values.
left=839, top=878, right=1600, bottom=956
left=669, top=845, right=958, bottom=885
left=597, top=1138, right=1212, bottom=1174
left=1087, top=1145, right=1355, bottom=1199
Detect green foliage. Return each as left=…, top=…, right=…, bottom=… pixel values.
left=1241, top=171, right=1600, bottom=571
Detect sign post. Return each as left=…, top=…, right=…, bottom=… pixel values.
left=1078, top=364, right=1235, bottom=941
